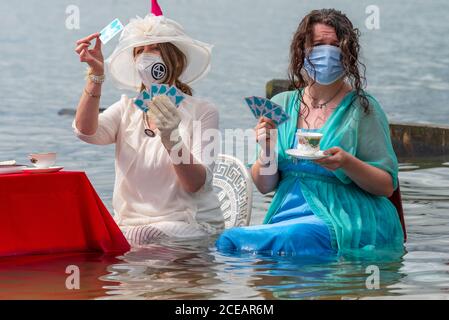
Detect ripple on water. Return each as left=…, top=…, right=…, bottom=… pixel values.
left=0, top=162, right=447, bottom=299
left=93, top=163, right=449, bottom=300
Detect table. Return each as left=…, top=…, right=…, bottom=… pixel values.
left=0, top=171, right=130, bottom=257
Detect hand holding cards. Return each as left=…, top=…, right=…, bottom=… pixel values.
left=76, top=18, right=123, bottom=77
left=134, top=84, right=186, bottom=113
left=245, top=96, right=290, bottom=126
left=99, top=18, right=124, bottom=44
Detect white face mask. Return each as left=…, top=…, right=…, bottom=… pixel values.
left=135, top=53, right=167, bottom=88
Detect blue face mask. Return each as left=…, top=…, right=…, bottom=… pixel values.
left=303, top=45, right=345, bottom=85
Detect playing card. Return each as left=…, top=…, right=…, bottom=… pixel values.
left=262, top=100, right=290, bottom=126
left=134, top=90, right=151, bottom=113
left=247, top=96, right=268, bottom=117
left=134, top=84, right=185, bottom=114
left=244, top=97, right=262, bottom=118
left=150, top=83, right=170, bottom=97
left=99, top=18, right=124, bottom=44
left=265, top=105, right=290, bottom=126
left=165, top=85, right=186, bottom=107
left=150, top=84, right=185, bottom=107
left=244, top=96, right=290, bottom=126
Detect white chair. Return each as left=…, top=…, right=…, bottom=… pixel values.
left=212, top=154, right=253, bottom=228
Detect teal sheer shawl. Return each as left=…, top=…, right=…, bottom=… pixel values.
left=258, top=90, right=404, bottom=253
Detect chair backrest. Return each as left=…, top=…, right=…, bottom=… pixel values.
left=212, top=154, right=253, bottom=228
left=388, top=183, right=407, bottom=242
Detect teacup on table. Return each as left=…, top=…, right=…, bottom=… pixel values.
left=296, top=132, right=323, bottom=155
left=28, top=153, right=57, bottom=168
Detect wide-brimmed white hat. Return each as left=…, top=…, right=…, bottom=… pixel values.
left=105, top=14, right=213, bottom=92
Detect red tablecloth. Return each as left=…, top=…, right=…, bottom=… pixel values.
left=0, top=171, right=130, bottom=257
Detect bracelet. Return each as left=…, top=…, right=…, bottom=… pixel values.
left=86, top=68, right=105, bottom=84
left=88, top=73, right=105, bottom=84
left=84, top=88, right=101, bottom=99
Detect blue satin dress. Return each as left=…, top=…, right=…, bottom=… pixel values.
left=216, top=129, right=336, bottom=256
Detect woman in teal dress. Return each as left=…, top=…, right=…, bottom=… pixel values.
left=216, top=9, right=404, bottom=256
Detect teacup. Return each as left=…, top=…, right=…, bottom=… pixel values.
left=296, top=132, right=323, bottom=155
left=28, top=152, right=57, bottom=168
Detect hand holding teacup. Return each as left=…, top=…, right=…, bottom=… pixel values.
left=314, top=147, right=350, bottom=171
left=295, top=130, right=349, bottom=170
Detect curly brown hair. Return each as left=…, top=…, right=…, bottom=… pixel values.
left=288, top=8, right=369, bottom=121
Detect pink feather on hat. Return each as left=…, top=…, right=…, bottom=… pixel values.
left=151, top=0, right=163, bottom=16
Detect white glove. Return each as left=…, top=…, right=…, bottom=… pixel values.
left=147, top=95, right=182, bottom=151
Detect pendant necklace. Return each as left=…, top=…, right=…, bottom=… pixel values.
left=306, top=82, right=345, bottom=109
left=143, top=112, right=156, bottom=138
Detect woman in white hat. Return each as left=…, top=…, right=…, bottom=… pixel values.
left=72, top=9, right=224, bottom=245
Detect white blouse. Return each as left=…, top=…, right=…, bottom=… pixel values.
left=72, top=94, right=224, bottom=238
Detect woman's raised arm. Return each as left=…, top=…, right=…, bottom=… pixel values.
left=74, top=33, right=104, bottom=136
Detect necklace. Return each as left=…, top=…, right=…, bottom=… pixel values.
left=142, top=112, right=156, bottom=138
left=306, top=81, right=345, bottom=109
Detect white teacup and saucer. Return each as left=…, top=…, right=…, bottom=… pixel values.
left=23, top=152, right=64, bottom=173
left=0, top=160, right=27, bottom=175
left=286, top=131, right=330, bottom=160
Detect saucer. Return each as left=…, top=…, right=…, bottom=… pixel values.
left=22, top=166, right=64, bottom=174
left=286, top=149, right=330, bottom=160
left=0, top=166, right=27, bottom=175
left=0, top=160, right=16, bottom=166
